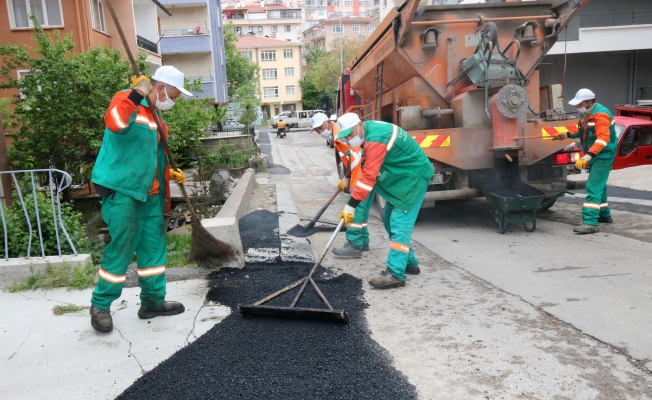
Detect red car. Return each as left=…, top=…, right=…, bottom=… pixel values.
left=613, top=105, right=652, bottom=170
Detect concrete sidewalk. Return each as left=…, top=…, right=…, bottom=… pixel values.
left=568, top=164, right=652, bottom=190
left=0, top=280, right=230, bottom=400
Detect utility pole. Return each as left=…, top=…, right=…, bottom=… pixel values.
left=0, top=111, right=12, bottom=206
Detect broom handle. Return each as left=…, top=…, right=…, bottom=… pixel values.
left=105, top=0, right=198, bottom=218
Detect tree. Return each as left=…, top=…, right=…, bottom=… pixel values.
left=223, top=22, right=259, bottom=102
left=0, top=98, right=14, bottom=130
left=0, top=18, right=146, bottom=185
left=299, top=79, right=322, bottom=110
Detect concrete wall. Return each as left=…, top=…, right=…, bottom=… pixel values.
left=163, top=53, right=215, bottom=76
left=134, top=1, right=159, bottom=44
left=539, top=49, right=652, bottom=113
left=159, top=5, right=209, bottom=30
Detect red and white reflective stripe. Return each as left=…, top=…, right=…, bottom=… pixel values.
left=350, top=149, right=362, bottom=169
left=600, top=203, right=609, bottom=208
left=111, top=107, right=127, bottom=129
left=595, top=139, right=608, bottom=146
left=611, top=120, right=616, bottom=126
left=98, top=267, right=126, bottom=283
left=356, top=181, right=374, bottom=192
left=587, top=122, right=596, bottom=127
left=386, top=125, right=398, bottom=151
left=390, top=241, right=409, bottom=253
left=583, top=202, right=600, bottom=210
left=347, top=223, right=364, bottom=229
left=136, top=115, right=157, bottom=129
left=138, top=266, right=166, bottom=277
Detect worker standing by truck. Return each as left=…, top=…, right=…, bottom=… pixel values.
left=336, top=113, right=434, bottom=288
left=311, top=112, right=373, bottom=258
left=89, top=66, right=190, bottom=333
left=553, top=88, right=617, bottom=234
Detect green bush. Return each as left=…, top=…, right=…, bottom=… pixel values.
left=0, top=184, right=90, bottom=259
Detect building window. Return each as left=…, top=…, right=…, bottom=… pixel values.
left=285, top=67, right=295, bottom=76
left=16, top=70, right=35, bottom=98
left=367, top=24, right=375, bottom=32
left=239, top=51, right=252, bottom=61
left=249, top=26, right=263, bottom=34
left=284, top=25, right=291, bottom=32
left=286, top=86, right=296, bottom=95
left=271, top=25, right=278, bottom=33
left=261, top=50, right=277, bottom=61
left=298, top=1, right=304, bottom=6
left=262, top=68, right=278, bottom=80
left=334, top=1, right=342, bottom=5
left=352, top=24, right=360, bottom=33
left=345, top=1, right=353, bottom=5
left=7, top=0, right=64, bottom=28
left=284, top=49, right=293, bottom=58
left=89, top=0, right=106, bottom=33
left=333, top=24, right=344, bottom=34
left=330, top=11, right=343, bottom=18
left=235, top=27, right=242, bottom=35
left=345, top=12, right=353, bottom=17
left=264, top=87, right=279, bottom=98
left=359, top=0, right=365, bottom=5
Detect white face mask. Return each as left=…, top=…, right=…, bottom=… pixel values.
left=577, top=102, right=592, bottom=115
left=320, top=128, right=332, bottom=140
left=348, top=125, right=364, bottom=147
left=156, top=87, right=176, bottom=111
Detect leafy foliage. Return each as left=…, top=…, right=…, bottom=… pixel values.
left=52, top=304, right=90, bottom=315
left=224, top=22, right=259, bottom=102
left=0, top=18, right=148, bottom=184
left=166, top=233, right=194, bottom=268
left=299, top=79, right=322, bottom=110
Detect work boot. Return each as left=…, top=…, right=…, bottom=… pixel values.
left=405, top=265, right=420, bottom=275
left=369, top=270, right=405, bottom=289
left=598, top=216, right=613, bottom=223
left=362, top=243, right=369, bottom=251
left=332, top=240, right=363, bottom=258
left=573, top=224, right=599, bottom=234
left=90, top=305, right=113, bottom=333
left=138, top=301, right=185, bottom=320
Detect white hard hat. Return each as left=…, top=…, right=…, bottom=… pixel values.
left=310, top=112, right=329, bottom=130
left=151, top=66, right=193, bottom=97
left=568, top=88, right=595, bottom=106
left=336, top=113, right=361, bottom=139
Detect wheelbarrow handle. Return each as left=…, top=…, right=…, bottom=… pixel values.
left=538, top=190, right=574, bottom=211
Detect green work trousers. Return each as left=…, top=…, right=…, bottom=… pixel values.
left=583, top=158, right=613, bottom=226
left=91, top=192, right=167, bottom=310
left=347, top=188, right=375, bottom=250
left=383, top=185, right=427, bottom=281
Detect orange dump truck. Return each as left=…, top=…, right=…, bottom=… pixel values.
left=340, top=0, right=589, bottom=212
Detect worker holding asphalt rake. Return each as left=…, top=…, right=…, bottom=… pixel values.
left=89, top=66, right=191, bottom=333
left=552, top=88, right=617, bottom=234
left=310, top=112, right=374, bottom=258
left=336, top=113, right=434, bottom=289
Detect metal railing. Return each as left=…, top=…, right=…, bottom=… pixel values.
left=186, top=75, right=214, bottom=83
left=580, top=10, right=652, bottom=28
left=160, top=27, right=210, bottom=36
left=0, top=169, right=77, bottom=260
left=137, top=35, right=159, bottom=54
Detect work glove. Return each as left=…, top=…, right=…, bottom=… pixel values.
left=337, top=178, right=349, bottom=192
left=551, top=132, right=567, bottom=140
left=132, top=75, right=153, bottom=97
left=169, top=168, right=185, bottom=185
left=340, top=205, right=356, bottom=225
left=575, top=154, right=591, bottom=170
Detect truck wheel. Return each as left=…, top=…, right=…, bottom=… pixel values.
left=375, top=193, right=387, bottom=221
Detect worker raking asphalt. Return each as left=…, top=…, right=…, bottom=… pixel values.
left=118, top=211, right=418, bottom=399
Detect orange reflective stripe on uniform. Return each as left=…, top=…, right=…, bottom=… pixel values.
left=138, top=266, right=166, bottom=277
left=583, top=202, right=600, bottom=210
left=356, top=181, right=374, bottom=192
left=136, top=114, right=157, bottom=130
left=389, top=241, right=409, bottom=253
left=99, top=267, right=126, bottom=283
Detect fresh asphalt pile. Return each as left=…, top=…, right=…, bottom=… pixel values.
left=239, top=209, right=280, bottom=251
left=118, top=211, right=417, bottom=400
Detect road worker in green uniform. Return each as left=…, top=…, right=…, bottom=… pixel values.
left=336, top=113, right=434, bottom=289
left=310, top=112, right=374, bottom=258
left=89, top=66, right=192, bottom=333
left=553, top=88, right=617, bottom=234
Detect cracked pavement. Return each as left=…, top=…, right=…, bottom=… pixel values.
left=0, top=280, right=230, bottom=399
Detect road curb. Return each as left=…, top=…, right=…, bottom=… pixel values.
left=202, top=168, right=255, bottom=268
left=0, top=254, right=92, bottom=288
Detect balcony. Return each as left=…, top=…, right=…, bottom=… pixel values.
left=158, top=0, right=207, bottom=6
left=137, top=35, right=159, bottom=54
left=268, top=10, right=302, bottom=19
left=187, top=76, right=215, bottom=99
left=159, top=29, right=211, bottom=54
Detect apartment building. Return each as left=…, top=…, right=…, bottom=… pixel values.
left=302, top=17, right=372, bottom=51
left=157, top=0, right=229, bottom=103
left=223, top=2, right=302, bottom=42
left=0, top=0, right=165, bottom=73
left=298, top=0, right=370, bottom=36
left=236, top=35, right=303, bottom=119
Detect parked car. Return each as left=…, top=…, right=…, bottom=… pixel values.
left=612, top=116, right=652, bottom=170
left=271, top=110, right=325, bottom=129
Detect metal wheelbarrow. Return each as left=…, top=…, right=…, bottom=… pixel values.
left=481, top=182, right=572, bottom=234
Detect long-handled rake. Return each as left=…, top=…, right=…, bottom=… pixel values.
left=105, top=0, right=235, bottom=265
left=238, top=219, right=348, bottom=322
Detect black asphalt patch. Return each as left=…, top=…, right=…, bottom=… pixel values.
left=257, top=130, right=291, bottom=175
left=118, top=262, right=418, bottom=400
left=557, top=185, right=652, bottom=216
left=239, top=209, right=280, bottom=251
left=286, top=223, right=338, bottom=237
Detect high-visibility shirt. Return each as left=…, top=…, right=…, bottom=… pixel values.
left=277, top=121, right=286, bottom=128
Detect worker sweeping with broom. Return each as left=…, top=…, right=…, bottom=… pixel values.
left=310, top=112, right=374, bottom=258
left=336, top=113, right=434, bottom=289
left=89, top=66, right=191, bottom=333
